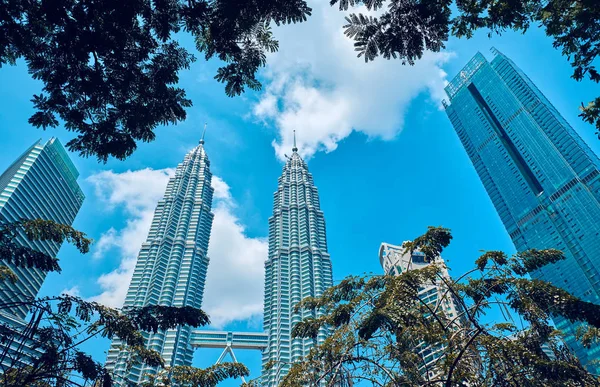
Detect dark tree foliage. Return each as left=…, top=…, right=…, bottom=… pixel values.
left=0, top=219, right=91, bottom=276
left=283, top=227, right=600, bottom=387
left=0, top=219, right=248, bottom=386
left=0, top=0, right=311, bottom=161
left=333, top=0, right=600, bottom=137
left=581, top=97, right=600, bottom=138
left=142, top=363, right=250, bottom=387
left=0, top=295, right=216, bottom=386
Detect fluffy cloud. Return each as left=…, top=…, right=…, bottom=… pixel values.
left=87, top=171, right=267, bottom=328
left=61, top=286, right=81, bottom=297
left=211, top=175, right=233, bottom=203
left=202, top=177, right=268, bottom=328
left=87, top=168, right=175, bottom=307
left=253, top=2, right=453, bottom=160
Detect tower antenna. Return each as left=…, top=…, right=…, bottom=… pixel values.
left=200, top=123, right=207, bottom=145
left=292, top=130, right=298, bottom=152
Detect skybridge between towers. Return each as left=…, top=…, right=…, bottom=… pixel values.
left=190, top=330, right=268, bottom=383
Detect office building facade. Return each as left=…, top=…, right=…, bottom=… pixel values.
left=379, top=242, right=464, bottom=379
left=106, top=138, right=214, bottom=384
left=444, top=50, right=600, bottom=370
left=0, top=138, right=85, bottom=320
left=0, top=137, right=84, bottom=370
left=262, top=138, right=334, bottom=386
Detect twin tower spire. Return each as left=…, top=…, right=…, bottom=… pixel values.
left=292, top=129, right=298, bottom=152
left=200, top=123, right=207, bottom=145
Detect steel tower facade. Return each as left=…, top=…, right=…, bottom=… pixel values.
left=444, top=50, right=600, bottom=371
left=106, top=138, right=215, bottom=384
left=261, top=137, right=334, bottom=386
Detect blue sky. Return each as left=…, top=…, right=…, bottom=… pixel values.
left=1, top=1, right=600, bottom=384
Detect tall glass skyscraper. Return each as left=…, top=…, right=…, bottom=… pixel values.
left=262, top=136, right=334, bottom=386
left=0, top=138, right=84, bottom=371
left=106, top=137, right=215, bottom=384
left=444, top=50, right=600, bottom=370
left=0, top=138, right=85, bottom=320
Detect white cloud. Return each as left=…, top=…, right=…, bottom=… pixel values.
left=86, top=169, right=267, bottom=327
left=211, top=176, right=233, bottom=203
left=61, top=286, right=81, bottom=297
left=87, top=168, right=175, bottom=307
left=253, top=2, right=453, bottom=160
left=202, top=177, right=268, bottom=328
left=92, top=227, right=117, bottom=260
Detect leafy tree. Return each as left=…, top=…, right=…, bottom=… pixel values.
left=0, top=219, right=248, bottom=386
left=283, top=226, right=600, bottom=386
left=141, top=363, right=249, bottom=387
left=3, top=0, right=598, bottom=162
left=334, top=0, right=600, bottom=138
left=0, top=218, right=91, bottom=275
left=0, top=0, right=311, bottom=161
left=0, top=296, right=218, bottom=386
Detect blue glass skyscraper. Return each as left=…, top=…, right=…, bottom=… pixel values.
left=106, top=136, right=214, bottom=384
left=262, top=135, right=334, bottom=386
left=0, top=138, right=85, bottom=320
left=444, top=50, right=600, bottom=370
left=0, top=137, right=84, bottom=369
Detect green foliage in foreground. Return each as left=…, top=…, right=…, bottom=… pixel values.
left=2, top=0, right=599, bottom=163
left=0, top=219, right=248, bottom=386
left=142, top=363, right=249, bottom=387
left=0, top=219, right=91, bottom=276
left=0, top=0, right=311, bottom=161
left=334, top=0, right=600, bottom=138
left=282, top=226, right=600, bottom=387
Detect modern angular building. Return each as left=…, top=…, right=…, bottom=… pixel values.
left=0, top=138, right=85, bottom=320
left=444, top=49, right=600, bottom=370
left=379, top=242, right=465, bottom=379
left=262, top=135, right=334, bottom=386
left=106, top=136, right=215, bottom=384
left=0, top=137, right=84, bottom=370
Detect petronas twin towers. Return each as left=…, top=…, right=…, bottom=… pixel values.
left=263, top=142, right=333, bottom=384
left=107, top=136, right=215, bottom=383
left=107, top=132, right=333, bottom=385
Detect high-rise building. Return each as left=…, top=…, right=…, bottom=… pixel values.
left=0, top=138, right=85, bottom=320
left=106, top=136, right=215, bottom=384
left=0, top=137, right=84, bottom=370
left=379, top=242, right=464, bottom=379
left=262, top=135, right=334, bottom=386
left=444, top=49, right=600, bottom=370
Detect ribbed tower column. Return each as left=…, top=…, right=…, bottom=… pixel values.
left=262, top=136, right=334, bottom=386
left=106, top=137, right=214, bottom=384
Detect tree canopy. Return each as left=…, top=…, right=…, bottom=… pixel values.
left=0, top=219, right=248, bottom=386
left=2, top=0, right=599, bottom=161
left=0, top=0, right=311, bottom=162
left=282, top=226, right=600, bottom=386
left=335, top=0, right=600, bottom=138
left=0, top=218, right=91, bottom=281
